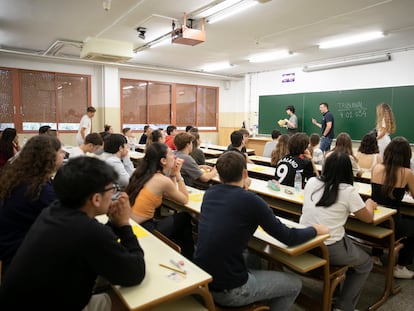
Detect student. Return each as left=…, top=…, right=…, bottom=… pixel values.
left=138, top=125, right=152, bottom=144
left=274, top=133, right=315, bottom=187
left=174, top=132, right=217, bottom=187
left=0, top=157, right=146, bottom=310
left=270, top=134, right=289, bottom=167
left=125, top=142, right=193, bottom=259
left=0, top=135, right=64, bottom=276
left=263, top=129, right=281, bottom=158
left=165, top=125, right=177, bottom=150
left=100, top=134, right=134, bottom=188
left=185, top=125, right=194, bottom=132
left=38, top=125, right=51, bottom=134
left=122, top=127, right=137, bottom=150
left=227, top=128, right=250, bottom=153
left=189, top=131, right=206, bottom=165
left=371, top=137, right=414, bottom=278
left=308, top=133, right=324, bottom=165
left=146, top=129, right=166, bottom=148
left=104, top=124, right=114, bottom=134
left=0, top=128, right=20, bottom=169
left=356, top=133, right=382, bottom=171
left=194, top=151, right=328, bottom=310
left=300, top=152, right=376, bottom=311
left=311, top=102, right=334, bottom=152
left=284, top=105, right=298, bottom=135
left=375, top=103, right=396, bottom=158
left=76, top=106, right=96, bottom=145
left=326, top=132, right=362, bottom=177
left=228, top=130, right=253, bottom=163
left=69, top=132, right=103, bottom=158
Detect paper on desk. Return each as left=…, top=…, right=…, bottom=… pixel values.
left=189, top=193, right=204, bottom=202
left=250, top=166, right=265, bottom=171
left=132, top=225, right=149, bottom=238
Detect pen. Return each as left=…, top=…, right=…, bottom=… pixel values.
left=159, top=263, right=187, bottom=275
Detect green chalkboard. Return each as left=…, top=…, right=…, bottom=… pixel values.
left=259, top=85, right=414, bottom=143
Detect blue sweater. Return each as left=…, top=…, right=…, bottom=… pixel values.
left=194, top=184, right=316, bottom=291
left=0, top=182, right=56, bottom=265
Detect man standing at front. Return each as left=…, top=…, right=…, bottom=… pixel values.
left=76, top=106, right=96, bottom=145
left=194, top=151, right=328, bottom=310
left=312, top=102, right=334, bottom=152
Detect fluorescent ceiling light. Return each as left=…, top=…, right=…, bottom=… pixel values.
left=319, top=31, right=384, bottom=49
left=201, top=62, right=233, bottom=72
left=303, top=53, right=391, bottom=72
left=207, top=1, right=258, bottom=24
left=248, top=50, right=292, bottom=63
left=194, top=0, right=243, bottom=19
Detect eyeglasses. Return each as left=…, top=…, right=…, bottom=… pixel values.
left=102, top=184, right=122, bottom=200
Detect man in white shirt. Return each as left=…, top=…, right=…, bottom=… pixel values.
left=76, top=106, right=96, bottom=145
left=100, top=134, right=134, bottom=188
left=69, top=133, right=103, bottom=158
left=263, top=129, right=281, bottom=158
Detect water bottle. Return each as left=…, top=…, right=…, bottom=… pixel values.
left=294, top=170, right=303, bottom=192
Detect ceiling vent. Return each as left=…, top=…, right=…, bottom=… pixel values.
left=80, top=37, right=133, bottom=62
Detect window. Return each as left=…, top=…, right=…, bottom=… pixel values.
left=0, top=67, right=91, bottom=132
left=121, top=79, right=218, bottom=131
left=0, top=69, right=14, bottom=130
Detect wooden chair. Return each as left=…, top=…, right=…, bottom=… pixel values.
left=152, top=229, right=181, bottom=253
left=215, top=302, right=270, bottom=311
left=248, top=238, right=348, bottom=311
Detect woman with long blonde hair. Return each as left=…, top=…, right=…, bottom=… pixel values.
left=270, top=134, right=289, bottom=167
left=376, top=103, right=396, bottom=158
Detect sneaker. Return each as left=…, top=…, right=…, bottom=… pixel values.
left=372, top=256, right=383, bottom=266
left=393, top=266, right=414, bottom=279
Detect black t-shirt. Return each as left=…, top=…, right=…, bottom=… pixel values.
left=321, top=111, right=334, bottom=138
left=274, top=154, right=315, bottom=187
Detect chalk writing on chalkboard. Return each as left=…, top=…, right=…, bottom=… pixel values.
left=336, top=101, right=367, bottom=119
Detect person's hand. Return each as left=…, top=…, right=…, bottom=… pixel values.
left=303, top=149, right=312, bottom=159
left=284, top=118, right=289, bottom=123
left=312, top=224, right=329, bottom=235
left=107, top=192, right=131, bottom=227
left=170, top=157, right=184, bottom=177
left=243, top=177, right=251, bottom=190
left=365, top=198, right=377, bottom=211
left=312, top=118, right=317, bottom=125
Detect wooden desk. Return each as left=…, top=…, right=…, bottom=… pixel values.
left=96, top=216, right=214, bottom=311
left=249, top=155, right=272, bottom=166
left=243, top=178, right=399, bottom=311
left=163, top=187, right=334, bottom=311
left=206, top=158, right=275, bottom=180
left=246, top=137, right=271, bottom=156
left=201, top=148, right=223, bottom=158
left=200, top=143, right=255, bottom=155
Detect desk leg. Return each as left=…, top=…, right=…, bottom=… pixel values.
left=190, top=284, right=216, bottom=311
left=368, top=219, right=402, bottom=311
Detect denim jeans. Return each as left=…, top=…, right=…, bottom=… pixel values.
left=211, top=269, right=301, bottom=311
left=320, top=136, right=332, bottom=152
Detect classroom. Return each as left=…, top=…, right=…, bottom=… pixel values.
left=1, top=0, right=414, bottom=310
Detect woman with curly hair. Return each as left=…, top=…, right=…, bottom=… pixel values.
left=376, top=103, right=396, bottom=158
left=0, top=128, right=20, bottom=169
left=0, top=135, right=64, bottom=275
left=270, top=134, right=289, bottom=167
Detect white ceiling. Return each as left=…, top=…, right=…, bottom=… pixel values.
left=1, top=0, right=414, bottom=78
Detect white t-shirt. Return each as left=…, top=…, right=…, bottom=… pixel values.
left=76, top=114, right=91, bottom=145
left=299, top=177, right=365, bottom=245
left=68, top=146, right=85, bottom=158
left=263, top=140, right=277, bottom=158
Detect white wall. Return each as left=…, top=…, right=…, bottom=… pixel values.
left=247, top=50, right=414, bottom=115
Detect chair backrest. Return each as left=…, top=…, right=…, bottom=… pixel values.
left=152, top=229, right=182, bottom=253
